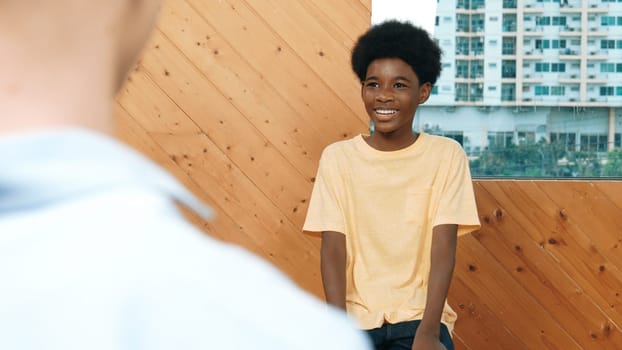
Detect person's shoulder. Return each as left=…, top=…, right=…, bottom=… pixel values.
left=323, top=135, right=360, bottom=152
left=320, top=135, right=361, bottom=161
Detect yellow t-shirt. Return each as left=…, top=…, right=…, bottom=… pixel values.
left=303, top=133, right=480, bottom=333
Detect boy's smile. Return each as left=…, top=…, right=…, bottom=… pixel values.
left=361, top=58, right=431, bottom=150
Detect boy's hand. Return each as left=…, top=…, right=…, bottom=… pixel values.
left=411, top=332, right=447, bottom=350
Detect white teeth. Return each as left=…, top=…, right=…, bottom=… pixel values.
left=375, top=109, right=397, bottom=115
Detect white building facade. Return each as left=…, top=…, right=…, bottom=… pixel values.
left=420, top=0, right=622, bottom=156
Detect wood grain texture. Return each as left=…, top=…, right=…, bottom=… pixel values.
left=114, top=1, right=622, bottom=348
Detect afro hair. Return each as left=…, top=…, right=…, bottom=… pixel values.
left=351, top=20, right=442, bottom=86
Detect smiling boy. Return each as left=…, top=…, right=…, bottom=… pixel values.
left=304, top=21, right=481, bottom=350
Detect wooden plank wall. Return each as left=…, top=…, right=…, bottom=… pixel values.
left=453, top=180, right=622, bottom=350
left=113, top=1, right=622, bottom=349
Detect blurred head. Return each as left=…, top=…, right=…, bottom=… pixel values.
left=0, top=0, right=162, bottom=133
left=0, top=0, right=161, bottom=93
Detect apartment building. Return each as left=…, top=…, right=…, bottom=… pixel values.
left=418, top=0, right=622, bottom=156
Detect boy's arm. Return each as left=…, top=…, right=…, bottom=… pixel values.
left=412, top=224, right=458, bottom=350
left=320, top=231, right=347, bottom=310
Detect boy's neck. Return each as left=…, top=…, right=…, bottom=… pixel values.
left=364, top=131, right=420, bottom=152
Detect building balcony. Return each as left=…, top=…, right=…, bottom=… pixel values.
left=559, top=48, right=580, bottom=57
left=522, top=74, right=543, bottom=83
left=523, top=27, right=544, bottom=36
left=586, top=74, right=608, bottom=83
left=559, top=6, right=581, bottom=13
left=523, top=2, right=544, bottom=11
left=587, top=27, right=608, bottom=37
left=522, top=51, right=544, bottom=60
left=559, top=27, right=581, bottom=36
left=558, top=74, right=581, bottom=83
left=587, top=3, right=609, bottom=13
left=587, top=51, right=609, bottom=60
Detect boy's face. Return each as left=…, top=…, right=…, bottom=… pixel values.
left=361, top=58, right=431, bottom=137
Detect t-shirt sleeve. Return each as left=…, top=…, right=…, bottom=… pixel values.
left=302, top=150, right=346, bottom=234
left=432, top=144, right=481, bottom=236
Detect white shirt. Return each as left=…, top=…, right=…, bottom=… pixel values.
left=0, top=129, right=370, bottom=349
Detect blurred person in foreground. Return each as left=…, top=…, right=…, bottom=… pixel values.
left=0, top=1, right=370, bottom=349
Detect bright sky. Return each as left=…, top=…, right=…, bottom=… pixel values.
left=371, top=0, right=438, bottom=35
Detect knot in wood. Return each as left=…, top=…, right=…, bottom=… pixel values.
left=493, top=208, right=503, bottom=218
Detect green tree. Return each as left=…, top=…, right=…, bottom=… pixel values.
left=603, top=150, right=622, bottom=177
left=469, top=139, right=607, bottom=178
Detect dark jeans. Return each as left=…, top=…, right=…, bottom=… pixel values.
left=365, top=320, right=454, bottom=350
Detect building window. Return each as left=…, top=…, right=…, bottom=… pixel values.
left=602, top=16, right=616, bottom=26
left=551, top=63, right=566, bottom=72
left=457, top=14, right=470, bottom=32
left=456, top=37, right=470, bottom=55
left=550, top=132, right=576, bottom=151
left=471, top=14, right=485, bottom=32
left=503, top=14, right=517, bottom=32
left=551, top=86, right=566, bottom=95
left=600, top=86, right=615, bottom=96
left=503, top=0, right=517, bottom=8
left=517, top=131, right=536, bottom=145
left=552, top=17, right=567, bottom=26
left=470, top=60, right=484, bottom=78
left=502, top=83, right=515, bottom=101
left=535, top=63, right=550, bottom=72
left=552, top=39, right=566, bottom=49
left=602, top=40, right=615, bottom=49
left=580, top=134, right=608, bottom=152
left=535, top=86, right=550, bottom=95
left=502, top=60, right=516, bottom=78
left=470, top=83, right=484, bottom=101
left=502, top=37, right=516, bottom=54
left=456, top=60, right=469, bottom=78
left=488, top=131, right=514, bottom=149
left=472, top=0, right=485, bottom=10
left=455, top=83, right=469, bottom=102
left=471, top=38, right=484, bottom=55
left=536, top=16, right=550, bottom=26
left=601, top=63, right=615, bottom=73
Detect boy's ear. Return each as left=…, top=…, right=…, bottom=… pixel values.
left=418, top=82, right=432, bottom=104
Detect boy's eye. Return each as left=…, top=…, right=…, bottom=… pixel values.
left=394, top=82, right=407, bottom=88
left=365, top=82, right=379, bottom=88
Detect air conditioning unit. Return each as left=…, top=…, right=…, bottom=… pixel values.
left=589, top=97, right=597, bottom=101
left=525, top=74, right=531, bottom=78
left=589, top=75, right=595, bottom=79
left=569, top=98, right=576, bottom=102
left=571, top=74, right=577, bottom=78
